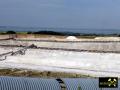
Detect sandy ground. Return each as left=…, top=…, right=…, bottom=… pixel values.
left=0, top=48, right=120, bottom=78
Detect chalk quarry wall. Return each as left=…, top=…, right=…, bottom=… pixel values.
left=0, top=40, right=120, bottom=52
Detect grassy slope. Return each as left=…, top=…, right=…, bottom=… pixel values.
left=0, top=68, right=93, bottom=78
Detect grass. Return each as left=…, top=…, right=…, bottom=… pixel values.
left=16, top=32, right=28, bottom=34
left=76, top=36, right=96, bottom=39
left=0, top=33, right=113, bottom=39
left=34, top=34, right=66, bottom=39
left=0, top=32, right=6, bottom=35
left=0, top=68, right=93, bottom=78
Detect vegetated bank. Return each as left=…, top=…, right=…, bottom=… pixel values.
left=0, top=68, right=93, bottom=78
left=1, top=30, right=120, bottom=39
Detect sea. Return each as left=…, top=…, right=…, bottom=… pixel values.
left=0, top=26, right=120, bottom=34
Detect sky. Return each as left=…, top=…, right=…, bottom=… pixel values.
left=0, top=0, right=120, bottom=29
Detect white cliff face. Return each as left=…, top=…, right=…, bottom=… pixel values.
left=1, top=40, right=120, bottom=52
left=0, top=48, right=120, bottom=77
left=95, top=37, right=120, bottom=41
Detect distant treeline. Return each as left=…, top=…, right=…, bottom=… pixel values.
left=1, top=30, right=120, bottom=37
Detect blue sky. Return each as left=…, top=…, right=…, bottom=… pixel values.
left=0, top=0, right=120, bottom=29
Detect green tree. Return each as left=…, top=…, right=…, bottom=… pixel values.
left=6, top=31, right=16, bottom=34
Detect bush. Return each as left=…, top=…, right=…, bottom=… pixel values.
left=6, top=31, right=16, bottom=34
left=27, top=31, right=33, bottom=34
left=33, top=31, right=64, bottom=35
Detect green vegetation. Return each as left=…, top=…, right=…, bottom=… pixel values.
left=33, top=31, right=64, bottom=35
left=16, top=32, right=27, bottom=34
left=0, top=68, right=93, bottom=78
left=78, top=86, right=82, bottom=90
left=0, top=32, right=6, bottom=35
left=0, top=31, right=27, bottom=35
left=6, top=31, right=16, bottom=34
left=27, top=31, right=33, bottom=34
left=0, top=30, right=120, bottom=38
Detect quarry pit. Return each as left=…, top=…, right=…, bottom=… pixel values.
left=0, top=35, right=120, bottom=78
